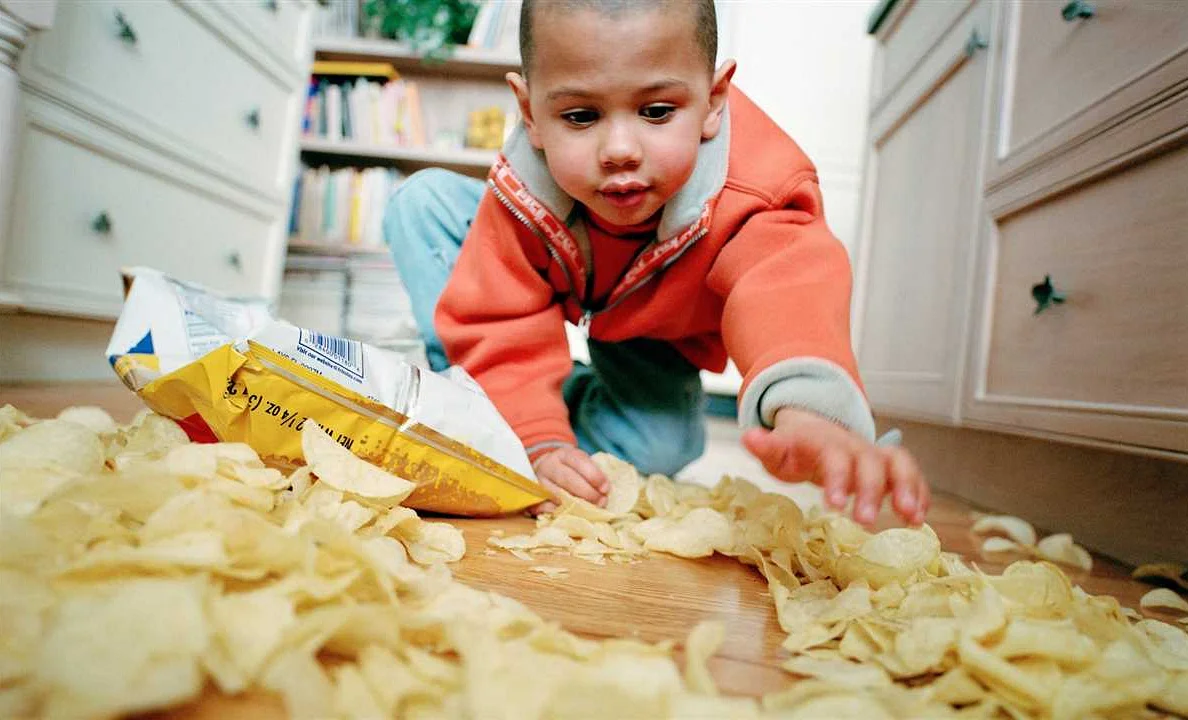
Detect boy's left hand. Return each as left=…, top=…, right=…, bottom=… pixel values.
left=741, top=408, right=929, bottom=527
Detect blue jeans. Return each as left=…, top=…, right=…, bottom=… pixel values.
left=383, top=168, right=706, bottom=476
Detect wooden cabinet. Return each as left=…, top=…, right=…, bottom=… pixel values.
left=857, top=0, right=1188, bottom=458
left=854, top=2, right=991, bottom=422
left=1, top=0, right=312, bottom=319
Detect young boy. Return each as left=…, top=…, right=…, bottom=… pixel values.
left=384, top=0, right=929, bottom=526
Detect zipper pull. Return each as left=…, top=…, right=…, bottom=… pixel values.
left=578, top=310, right=593, bottom=337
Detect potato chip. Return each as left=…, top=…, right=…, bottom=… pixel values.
left=981, top=536, right=1025, bottom=555
left=35, top=578, right=209, bottom=719
left=115, top=411, right=190, bottom=460
left=931, top=666, right=987, bottom=705
left=957, top=637, right=1053, bottom=713
left=837, top=526, right=940, bottom=589
left=683, top=620, right=724, bottom=695
left=261, top=650, right=336, bottom=720
left=0, top=404, right=33, bottom=440
left=1153, top=671, right=1188, bottom=717
left=881, top=617, right=958, bottom=677
left=0, top=570, right=54, bottom=684
left=302, top=422, right=415, bottom=501
left=782, top=655, right=892, bottom=689
left=593, top=452, right=643, bottom=516
left=1035, top=533, right=1093, bottom=572
left=333, top=663, right=389, bottom=719
left=972, top=514, right=1037, bottom=547
left=1136, top=619, right=1188, bottom=671
left=57, top=406, right=118, bottom=435
left=0, top=418, right=103, bottom=476
left=992, top=618, right=1099, bottom=668
left=631, top=507, right=733, bottom=558
left=530, top=566, right=569, bottom=579
left=1132, top=562, right=1188, bottom=593
left=1141, top=588, right=1188, bottom=614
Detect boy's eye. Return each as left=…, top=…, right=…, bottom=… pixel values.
left=640, top=105, right=676, bottom=122
left=561, top=110, right=599, bottom=127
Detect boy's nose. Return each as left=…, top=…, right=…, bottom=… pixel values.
left=599, top=122, right=642, bottom=169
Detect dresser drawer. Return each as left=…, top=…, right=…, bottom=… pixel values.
left=978, top=144, right=1188, bottom=446
left=209, top=0, right=308, bottom=69
left=873, top=0, right=971, bottom=106
left=5, top=125, right=275, bottom=317
left=21, top=0, right=293, bottom=197
left=1003, top=0, right=1188, bottom=156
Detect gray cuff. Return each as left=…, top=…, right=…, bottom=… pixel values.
left=738, top=358, right=876, bottom=441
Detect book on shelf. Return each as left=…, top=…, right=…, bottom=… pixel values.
left=467, top=0, right=521, bottom=54
left=291, top=165, right=405, bottom=250
left=303, top=75, right=428, bottom=149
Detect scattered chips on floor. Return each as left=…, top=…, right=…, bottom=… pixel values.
left=3, top=409, right=1185, bottom=720
left=1133, top=562, right=1188, bottom=593
left=529, top=566, right=569, bottom=580
left=972, top=514, right=1038, bottom=547
left=1142, top=588, right=1188, bottom=614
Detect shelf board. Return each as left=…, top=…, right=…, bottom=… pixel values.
left=287, top=239, right=389, bottom=257
left=300, top=139, right=498, bottom=174
left=312, top=37, right=520, bottom=79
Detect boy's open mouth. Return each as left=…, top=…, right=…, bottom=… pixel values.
left=599, top=184, right=649, bottom=210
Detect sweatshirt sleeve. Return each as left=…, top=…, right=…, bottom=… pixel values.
left=435, top=191, right=577, bottom=455
left=705, top=173, right=875, bottom=441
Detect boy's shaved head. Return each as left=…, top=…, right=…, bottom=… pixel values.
left=519, top=0, right=718, bottom=75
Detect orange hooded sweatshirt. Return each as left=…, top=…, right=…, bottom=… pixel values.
left=436, top=88, right=875, bottom=459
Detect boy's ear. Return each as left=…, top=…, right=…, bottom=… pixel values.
left=702, top=59, right=737, bottom=141
left=506, top=72, right=543, bottom=149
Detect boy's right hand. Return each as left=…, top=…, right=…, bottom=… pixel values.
left=530, top=446, right=609, bottom=515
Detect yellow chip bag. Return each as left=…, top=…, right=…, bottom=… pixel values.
left=105, top=268, right=547, bottom=516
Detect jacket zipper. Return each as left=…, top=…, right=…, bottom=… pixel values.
left=490, top=180, right=709, bottom=338
left=488, top=181, right=577, bottom=297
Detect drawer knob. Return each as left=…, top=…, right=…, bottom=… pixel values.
left=227, top=251, right=243, bottom=271
left=246, top=108, right=261, bottom=131
left=1061, top=0, right=1096, bottom=21
left=1031, top=275, right=1067, bottom=315
left=114, top=10, right=137, bottom=45
left=91, top=212, right=113, bottom=235
left=964, top=29, right=988, bottom=58
left=264, top=0, right=279, bottom=12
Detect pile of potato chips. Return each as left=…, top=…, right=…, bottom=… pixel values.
left=1, top=406, right=1186, bottom=719
left=493, top=455, right=1188, bottom=718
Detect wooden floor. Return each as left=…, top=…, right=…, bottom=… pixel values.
left=2, top=382, right=1178, bottom=714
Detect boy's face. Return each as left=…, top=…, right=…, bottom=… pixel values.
left=509, top=6, right=735, bottom=227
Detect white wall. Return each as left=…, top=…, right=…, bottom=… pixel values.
left=717, top=0, right=875, bottom=254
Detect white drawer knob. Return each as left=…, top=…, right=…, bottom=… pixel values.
left=227, top=251, right=243, bottom=271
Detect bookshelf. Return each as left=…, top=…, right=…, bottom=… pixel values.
left=312, top=37, right=520, bottom=79
left=287, top=239, right=391, bottom=258
left=300, top=138, right=499, bottom=174
left=281, top=2, right=522, bottom=352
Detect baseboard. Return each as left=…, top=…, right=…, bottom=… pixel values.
left=885, top=417, right=1188, bottom=567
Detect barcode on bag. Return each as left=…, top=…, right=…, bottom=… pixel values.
left=298, top=329, right=364, bottom=382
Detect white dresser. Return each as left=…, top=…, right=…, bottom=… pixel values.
left=0, top=0, right=311, bottom=321
left=854, top=0, right=1188, bottom=459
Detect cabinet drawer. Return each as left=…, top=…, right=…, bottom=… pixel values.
left=981, top=144, right=1188, bottom=431
left=1003, top=0, right=1188, bottom=156
left=210, top=0, right=308, bottom=69
left=873, top=0, right=971, bottom=106
left=5, top=125, right=275, bottom=317
left=21, top=0, right=293, bottom=196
